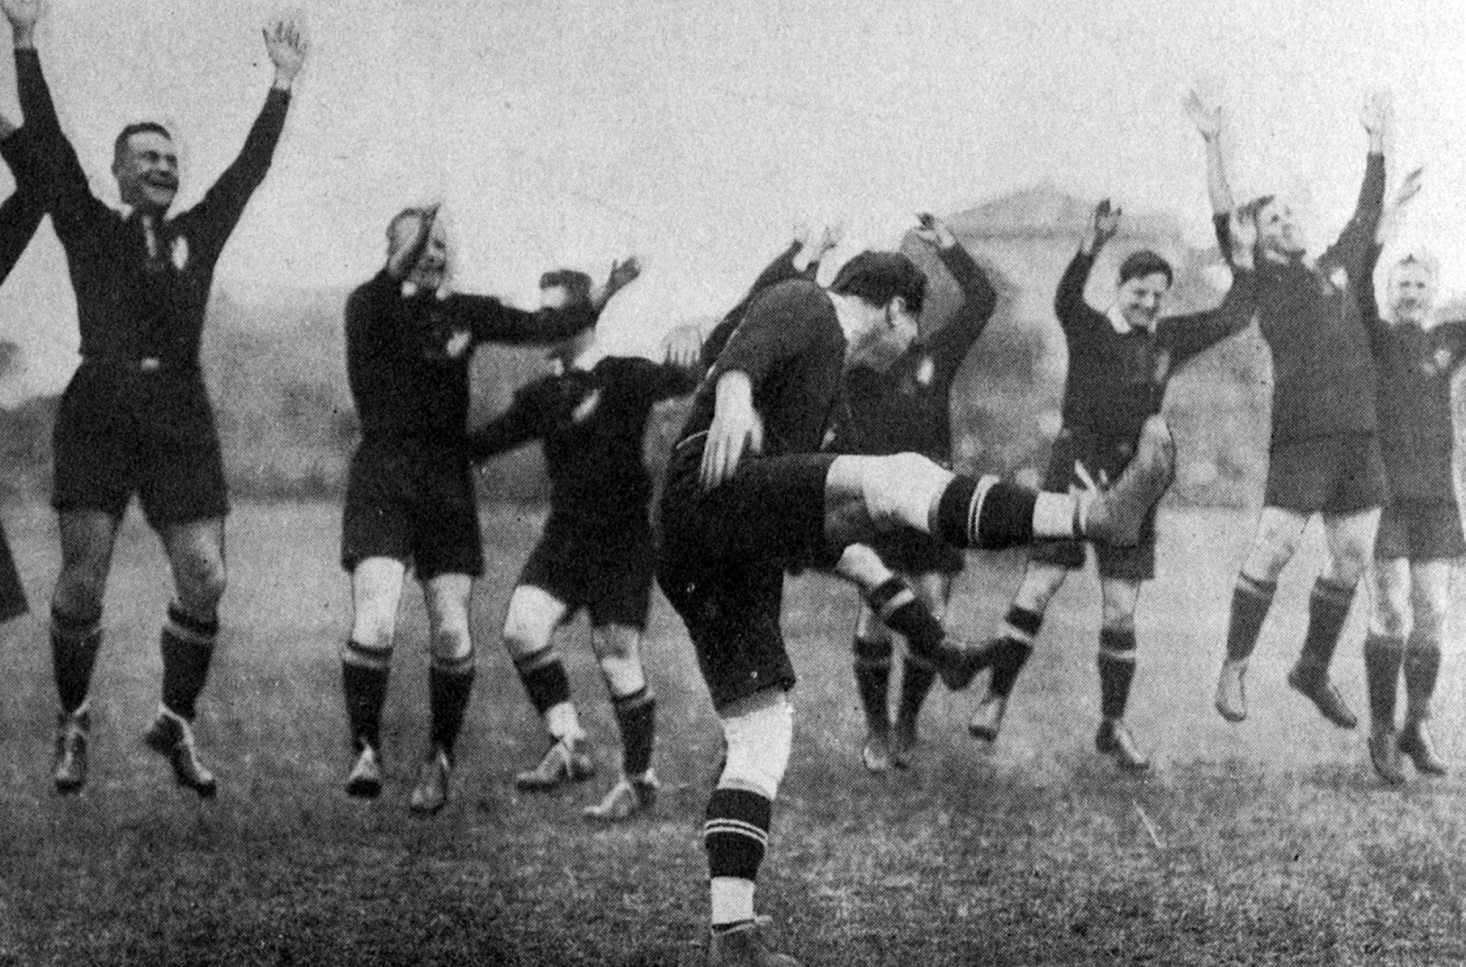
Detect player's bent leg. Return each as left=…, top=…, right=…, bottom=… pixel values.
left=1094, top=579, right=1148, bottom=771
left=1400, top=560, right=1450, bottom=776
left=503, top=585, right=594, bottom=791
left=971, top=562, right=1067, bottom=743
left=1364, top=558, right=1409, bottom=784
left=341, top=556, right=405, bottom=798
left=706, top=687, right=798, bottom=967
left=143, top=516, right=227, bottom=798
left=49, top=510, right=119, bottom=795
left=584, top=623, right=659, bottom=820
left=850, top=605, right=895, bottom=773
left=409, top=573, right=476, bottom=815
left=1286, top=509, right=1379, bottom=730
left=891, top=570, right=952, bottom=768
left=1215, top=506, right=1307, bottom=724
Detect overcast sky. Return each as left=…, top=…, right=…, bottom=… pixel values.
left=0, top=0, right=1462, bottom=399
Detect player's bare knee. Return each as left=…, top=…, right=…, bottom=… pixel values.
left=593, top=626, right=646, bottom=696
left=718, top=688, right=794, bottom=799
left=431, top=622, right=473, bottom=662
left=350, top=599, right=397, bottom=649
left=1014, top=565, right=1067, bottom=613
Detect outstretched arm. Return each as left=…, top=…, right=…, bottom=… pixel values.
left=1185, top=90, right=1234, bottom=216
left=589, top=256, right=641, bottom=313
left=0, top=124, right=45, bottom=282
left=652, top=323, right=707, bottom=398
left=913, top=213, right=997, bottom=378
left=1322, top=90, right=1390, bottom=271
left=466, top=385, right=549, bottom=464
left=1161, top=208, right=1258, bottom=376
left=1054, top=199, right=1117, bottom=328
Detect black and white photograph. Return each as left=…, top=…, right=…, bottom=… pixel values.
left=1, top=1, right=1465, bottom=963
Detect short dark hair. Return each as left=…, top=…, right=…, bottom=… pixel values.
left=1118, top=249, right=1173, bottom=288
left=113, top=121, right=173, bottom=168
left=539, top=269, right=593, bottom=307
left=829, top=251, right=926, bottom=317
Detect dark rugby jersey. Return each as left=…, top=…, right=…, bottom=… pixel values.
left=16, top=49, right=288, bottom=369
left=1054, top=248, right=1256, bottom=444
left=679, top=279, right=846, bottom=456
left=1216, top=153, right=1385, bottom=446
left=843, top=244, right=996, bottom=460
left=700, top=242, right=820, bottom=368
left=0, top=129, right=44, bottom=282
left=468, top=355, right=699, bottom=524
left=345, top=271, right=596, bottom=444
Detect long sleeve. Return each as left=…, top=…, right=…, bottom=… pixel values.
left=923, top=244, right=997, bottom=381
left=0, top=128, right=45, bottom=283
left=466, top=385, right=549, bottom=463
left=649, top=358, right=703, bottom=402
left=1054, top=248, right=1099, bottom=332
left=1158, top=268, right=1256, bottom=375
left=1356, top=242, right=1393, bottom=362
left=1320, top=152, right=1386, bottom=274
left=449, top=295, right=596, bottom=346
left=178, top=88, right=291, bottom=267
left=12, top=48, right=109, bottom=234
left=702, top=242, right=812, bottom=367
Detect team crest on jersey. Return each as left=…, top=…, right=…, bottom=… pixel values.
left=571, top=388, right=602, bottom=424
left=1326, top=266, right=1348, bottom=292
left=443, top=328, right=472, bottom=359
left=170, top=235, right=190, bottom=272
left=915, top=355, right=935, bottom=388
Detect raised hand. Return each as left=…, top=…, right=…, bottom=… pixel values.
left=264, top=13, right=309, bottom=87
left=1, top=0, right=42, bottom=46
left=913, top=212, right=958, bottom=250
left=1361, top=88, right=1393, bottom=140
left=606, top=255, right=642, bottom=297
left=1184, top=89, right=1223, bottom=141
left=816, top=221, right=845, bottom=256
left=1084, top=198, right=1122, bottom=254
left=660, top=323, right=704, bottom=370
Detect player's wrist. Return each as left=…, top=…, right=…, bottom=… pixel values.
left=11, top=25, right=35, bottom=50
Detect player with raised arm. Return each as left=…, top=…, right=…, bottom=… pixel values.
left=1356, top=170, right=1464, bottom=783
left=1191, top=88, right=1392, bottom=730
left=843, top=213, right=998, bottom=773
left=2, top=0, right=308, bottom=797
left=657, top=249, right=1176, bottom=965
left=338, top=207, right=635, bottom=815
left=467, top=270, right=702, bottom=820
left=969, top=197, right=1258, bottom=769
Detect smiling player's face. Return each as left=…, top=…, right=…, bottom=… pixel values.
left=1388, top=261, right=1434, bottom=325
left=113, top=131, right=179, bottom=214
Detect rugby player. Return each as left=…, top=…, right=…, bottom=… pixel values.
left=970, top=198, right=1258, bottom=769
left=467, top=269, right=704, bottom=820
left=656, top=249, right=1175, bottom=965
left=1358, top=172, right=1464, bottom=782
left=4, top=0, right=308, bottom=797
left=1191, top=88, right=1394, bottom=729
left=339, top=207, right=637, bottom=815
left=843, top=213, right=998, bottom=773
left=0, top=114, right=46, bottom=629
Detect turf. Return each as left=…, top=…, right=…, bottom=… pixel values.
left=0, top=501, right=1462, bottom=965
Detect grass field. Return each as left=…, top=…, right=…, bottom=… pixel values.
left=2, top=500, right=1465, bottom=965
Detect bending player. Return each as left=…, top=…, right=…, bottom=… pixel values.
left=970, top=197, right=1258, bottom=769
left=4, top=0, right=308, bottom=797
left=843, top=213, right=997, bottom=773
left=468, top=270, right=703, bottom=820
left=1191, top=88, right=1393, bottom=730
left=339, top=206, right=637, bottom=814
left=657, top=249, right=1174, bottom=965
left=1358, top=172, right=1464, bottom=783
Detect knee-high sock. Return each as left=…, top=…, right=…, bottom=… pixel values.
left=933, top=476, right=1039, bottom=550
left=852, top=636, right=892, bottom=735
left=705, top=786, right=771, bottom=928
left=1225, top=574, right=1276, bottom=662
left=341, top=639, right=392, bottom=751
left=990, top=605, right=1041, bottom=698
left=895, top=656, right=936, bottom=730
left=430, top=651, right=476, bottom=759
left=612, top=685, right=657, bottom=777
left=512, top=645, right=578, bottom=738
left=1297, top=577, right=1355, bottom=674
left=1403, top=630, right=1442, bottom=724
left=1363, top=633, right=1404, bottom=729
left=1098, top=627, right=1137, bottom=721
left=866, top=577, right=945, bottom=666
left=160, top=603, right=219, bottom=722
left=51, top=605, right=102, bottom=714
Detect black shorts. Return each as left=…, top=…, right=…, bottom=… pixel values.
left=1265, top=432, right=1388, bottom=515
left=52, top=363, right=229, bottom=525
left=518, top=512, right=656, bottom=628
left=1029, top=427, right=1156, bottom=581
left=0, top=518, right=26, bottom=624
left=341, top=438, right=484, bottom=580
left=869, top=528, right=964, bottom=576
left=656, top=439, right=837, bottom=711
left=1375, top=498, right=1466, bottom=562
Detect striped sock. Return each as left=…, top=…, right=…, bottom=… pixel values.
left=867, top=578, right=943, bottom=667
left=705, top=786, right=771, bottom=926
left=1225, top=574, right=1276, bottom=662
left=989, top=605, right=1041, bottom=698
left=429, top=651, right=476, bottom=758
left=1298, top=577, right=1355, bottom=673
left=513, top=646, right=573, bottom=717
left=341, top=639, right=392, bottom=750
left=612, top=686, right=657, bottom=777
left=934, top=476, right=1038, bottom=550
left=1098, top=627, right=1137, bottom=720
left=160, top=603, right=219, bottom=722
left=51, top=605, right=102, bottom=714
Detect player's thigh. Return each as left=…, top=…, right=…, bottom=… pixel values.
left=1241, top=506, right=1309, bottom=580
left=350, top=556, right=408, bottom=647
left=1320, top=506, right=1381, bottom=584
left=1369, top=557, right=1411, bottom=637
left=51, top=370, right=138, bottom=521
left=157, top=515, right=228, bottom=611
left=53, top=508, right=122, bottom=611
left=502, top=584, right=570, bottom=656
left=410, top=462, right=484, bottom=582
